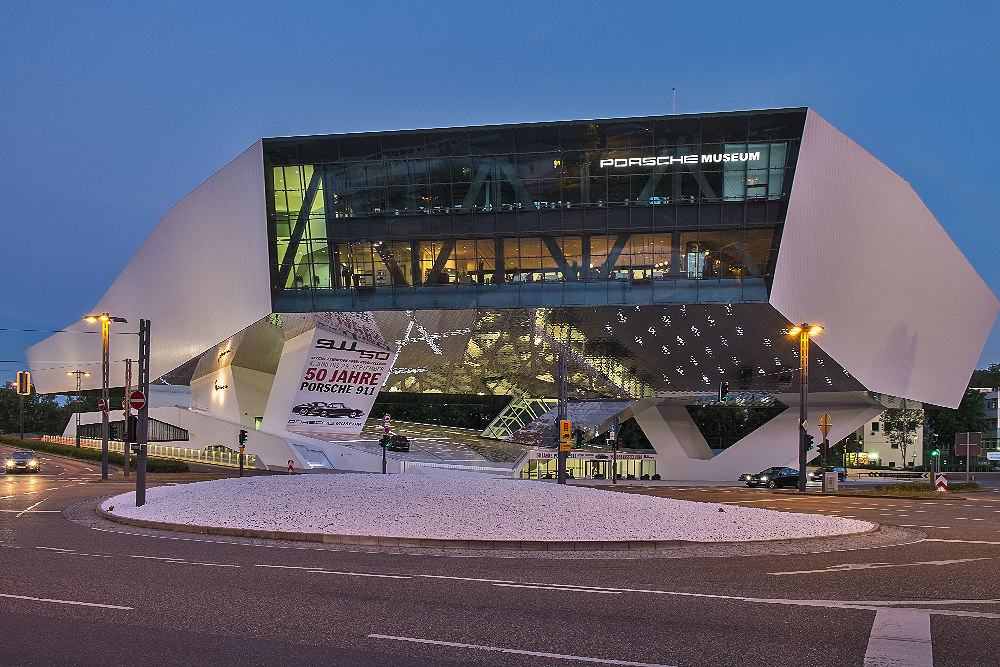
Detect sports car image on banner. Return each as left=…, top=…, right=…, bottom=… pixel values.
left=286, top=327, right=396, bottom=437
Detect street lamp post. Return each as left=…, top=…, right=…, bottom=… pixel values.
left=65, top=370, right=91, bottom=447
left=788, top=324, right=822, bottom=492
left=85, top=313, right=127, bottom=480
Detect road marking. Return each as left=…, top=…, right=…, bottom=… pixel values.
left=368, top=634, right=674, bottom=666
left=0, top=592, right=133, bottom=610
left=0, top=509, right=61, bottom=513
left=925, top=538, right=1000, bottom=545
left=864, top=608, right=932, bottom=667
left=494, top=583, right=621, bottom=594
left=768, top=558, right=989, bottom=576
left=254, top=564, right=410, bottom=579
left=16, top=500, right=45, bottom=517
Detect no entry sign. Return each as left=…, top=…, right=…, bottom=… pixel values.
left=128, top=390, right=146, bottom=411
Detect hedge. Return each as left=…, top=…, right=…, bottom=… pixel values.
left=1, top=436, right=189, bottom=473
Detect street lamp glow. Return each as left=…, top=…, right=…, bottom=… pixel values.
left=788, top=322, right=824, bottom=492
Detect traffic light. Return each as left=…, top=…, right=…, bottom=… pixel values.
left=805, top=434, right=815, bottom=450
left=16, top=371, right=30, bottom=395
left=718, top=381, right=729, bottom=402
left=379, top=434, right=390, bottom=447
left=126, top=415, right=138, bottom=443
left=238, top=429, right=248, bottom=446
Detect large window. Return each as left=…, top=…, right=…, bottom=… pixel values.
left=264, top=111, right=803, bottom=308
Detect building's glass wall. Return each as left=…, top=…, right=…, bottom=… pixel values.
left=264, top=110, right=804, bottom=310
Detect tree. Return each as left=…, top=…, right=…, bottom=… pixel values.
left=880, top=400, right=924, bottom=467
left=970, top=363, right=1000, bottom=389
left=924, top=389, right=987, bottom=458
left=0, top=384, right=69, bottom=435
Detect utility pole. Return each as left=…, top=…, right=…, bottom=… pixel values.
left=66, top=370, right=90, bottom=447
left=101, top=316, right=110, bottom=478
left=788, top=324, right=822, bottom=492
left=16, top=371, right=30, bottom=440
left=122, top=359, right=131, bottom=478
left=611, top=414, right=620, bottom=484
left=557, top=353, right=568, bottom=485
left=135, top=319, right=150, bottom=507
left=85, top=313, right=127, bottom=479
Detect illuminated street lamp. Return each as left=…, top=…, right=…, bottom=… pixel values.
left=85, top=313, right=127, bottom=479
left=65, top=370, right=91, bottom=447
left=787, top=324, right=823, bottom=492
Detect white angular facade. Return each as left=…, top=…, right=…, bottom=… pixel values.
left=27, top=109, right=998, bottom=478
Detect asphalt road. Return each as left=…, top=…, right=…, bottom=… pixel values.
left=2, top=444, right=999, bottom=666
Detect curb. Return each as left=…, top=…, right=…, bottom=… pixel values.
left=95, top=506, right=881, bottom=552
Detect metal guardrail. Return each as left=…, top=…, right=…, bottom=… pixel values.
left=399, top=460, right=514, bottom=475
left=38, top=436, right=255, bottom=469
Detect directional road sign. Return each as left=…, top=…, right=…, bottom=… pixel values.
left=818, top=413, right=832, bottom=438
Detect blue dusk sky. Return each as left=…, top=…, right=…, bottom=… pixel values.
left=1, top=1, right=997, bottom=391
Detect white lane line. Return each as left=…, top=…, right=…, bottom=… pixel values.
left=768, top=558, right=989, bottom=576
left=864, top=608, right=932, bottom=667
left=0, top=509, right=61, bottom=513
left=254, top=564, right=410, bottom=579
left=368, top=634, right=674, bottom=666
left=38, top=546, right=408, bottom=576
left=925, top=538, right=1000, bottom=545
left=0, top=592, right=133, bottom=610
left=494, top=583, right=621, bottom=595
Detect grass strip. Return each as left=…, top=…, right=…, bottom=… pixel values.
left=837, top=481, right=980, bottom=497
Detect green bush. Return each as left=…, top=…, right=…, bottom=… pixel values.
left=651, top=473, right=661, bottom=480
left=1, top=437, right=188, bottom=473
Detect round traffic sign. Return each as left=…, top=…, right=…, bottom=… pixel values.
left=383, top=413, right=391, bottom=425
left=97, top=399, right=107, bottom=411
left=129, top=390, right=146, bottom=411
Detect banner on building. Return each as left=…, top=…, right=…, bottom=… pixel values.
left=286, top=328, right=395, bottom=437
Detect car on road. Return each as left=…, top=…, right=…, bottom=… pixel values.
left=5, top=450, right=41, bottom=474
left=747, top=467, right=800, bottom=488
left=387, top=435, right=410, bottom=452
left=808, top=466, right=848, bottom=482
left=744, top=466, right=786, bottom=487
left=291, top=402, right=364, bottom=419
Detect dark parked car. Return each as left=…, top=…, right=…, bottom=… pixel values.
left=808, top=466, right=848, bottom=482
left=5, top=450, right=41, bottom=474
left=744, top=466, right=785, bottom=487
left=387, top=435, right=410, bottom=452
left=747, top=467, right=800, bottom=488
left=291, top=402, right=364, bottom=419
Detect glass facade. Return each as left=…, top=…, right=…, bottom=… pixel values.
left=263, top=110, right=805, bottom=312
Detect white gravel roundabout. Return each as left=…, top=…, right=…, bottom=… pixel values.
left=100, top=474, right=874, bottom=543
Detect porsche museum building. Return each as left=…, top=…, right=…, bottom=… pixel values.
left=27, top=108, right=999, bottom=479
